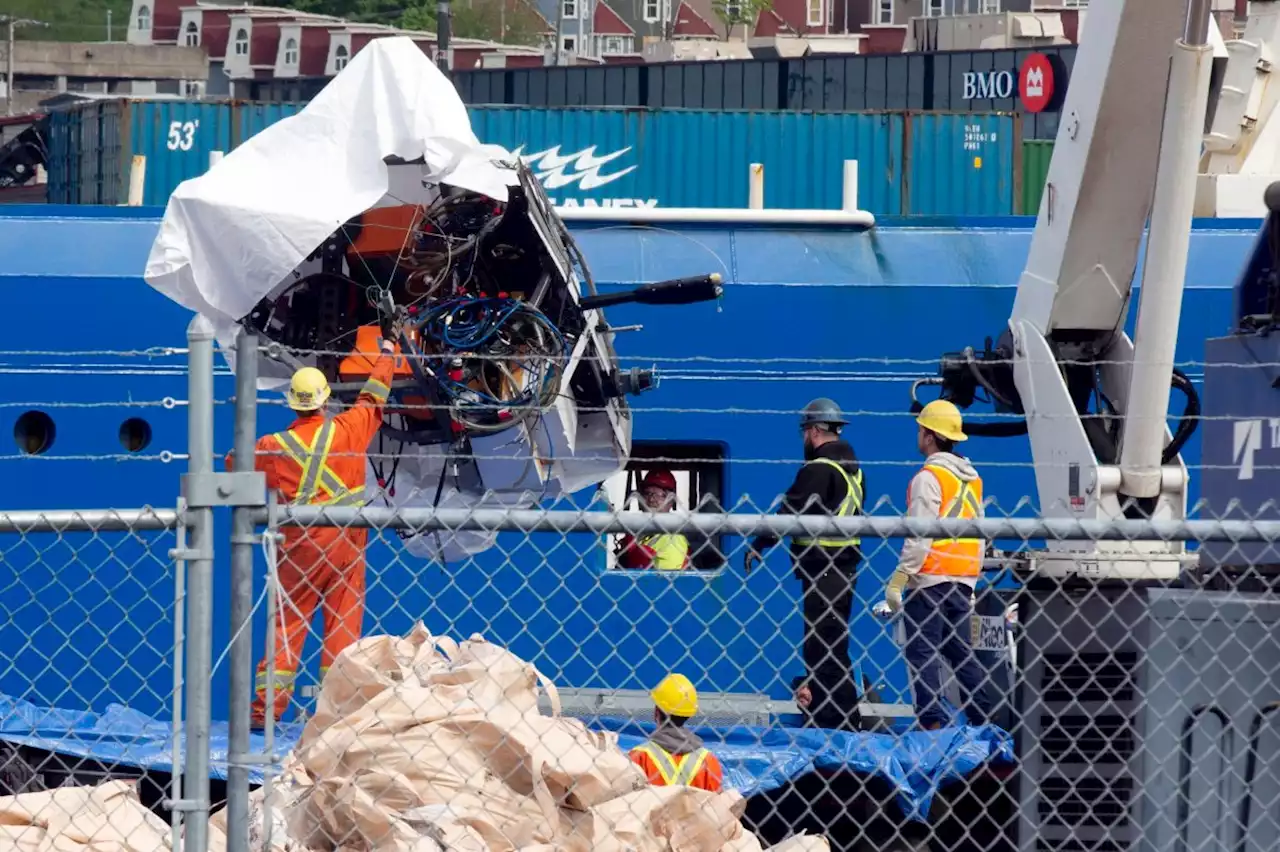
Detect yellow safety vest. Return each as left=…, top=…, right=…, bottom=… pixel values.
left=630, top=742, right=713, bottom=786
left=793, top=458, right=864, bottom=547
left=637, top=533, right=690, bottom=570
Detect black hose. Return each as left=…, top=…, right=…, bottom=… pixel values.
left=1162, top=367, right=1200, bottom=464
left=963, top=419, right=1030, bottom=438
left=920, top=367, right=1198, bottom=449
left=965, top=348, right=1017, bottom=409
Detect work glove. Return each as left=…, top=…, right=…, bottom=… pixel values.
left=883, top=569, right=910, bottom=614
left=381, top=306, right=408, bottom=346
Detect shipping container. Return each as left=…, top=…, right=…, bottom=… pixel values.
left=468, top=108, right=906, bottom=212
left=454, top=47, right=1074, bottom=140
left=904, top=113, right=1017, bottom=216
left=48, top=100, right=265, bottom=206
left=1021, top=140, right=1053, bottom=215
left=46, top=100, right=1021, bottom=215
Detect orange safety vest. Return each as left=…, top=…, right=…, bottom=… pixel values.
left=912, top=463, right=984, bottom=578
left=629, top=743, right=722, bottom=791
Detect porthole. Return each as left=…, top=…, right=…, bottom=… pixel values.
left=13, top=411, right=56, bottom=456
left=119, top=418, right=153, bottom=453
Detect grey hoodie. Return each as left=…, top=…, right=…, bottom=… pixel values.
left=648, top=722, right=707, bottom=757
left=895, top=451, right=983, bottom=590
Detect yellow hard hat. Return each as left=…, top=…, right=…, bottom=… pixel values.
left=287, top=367, right=331, bottom=412
left=652, top=673, right=698, bottom=718
left=916, top=399, right=967, bottom=442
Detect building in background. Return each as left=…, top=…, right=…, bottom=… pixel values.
left=126, top=0, right=550, bottom=99
left=0, top=39, right=208, bottom=115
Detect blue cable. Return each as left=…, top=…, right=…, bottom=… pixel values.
left=413, top=296, right=571, bottom=419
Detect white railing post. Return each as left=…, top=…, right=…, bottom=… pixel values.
left=842, top=160, right=859, bottom=212
left=748, top=163, right=764, bottom=210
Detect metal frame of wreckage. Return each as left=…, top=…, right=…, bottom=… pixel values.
left=254, top=163, right=748, bottom=451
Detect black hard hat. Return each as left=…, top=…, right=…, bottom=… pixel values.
left=800, top=398, right=849, bottom=428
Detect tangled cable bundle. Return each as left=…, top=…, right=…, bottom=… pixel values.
left=414, top=296, right=568, bottom=432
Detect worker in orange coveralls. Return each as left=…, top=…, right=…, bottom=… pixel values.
left=228, top=322, right=401, bottom=728
left=614, top=469, right=690, bottom=570
left=629, top=674, right=724, bottom=792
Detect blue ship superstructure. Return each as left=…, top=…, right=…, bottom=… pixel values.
left=0, top=206, right=1259, bottom=725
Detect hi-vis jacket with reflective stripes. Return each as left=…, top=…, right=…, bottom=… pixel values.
left=895, top=454, right=985, bottom=585
left=230, top=356, right=395, bottom=537
left=919, top=462, right=983, bottom=578
left=629, top=742, right=723, bottom=792
left=793, top=457, right=865, bottom=548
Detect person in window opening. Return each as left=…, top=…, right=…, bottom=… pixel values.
left=615, top=469, right=691, bottom=570
left=874, top=399, right=995, bottom=731
left=743, top=398, right=866, bottom=732
left=628, top=674, right=724, bottom=792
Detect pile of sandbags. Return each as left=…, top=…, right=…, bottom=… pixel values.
left=0, top=779, right=171, bottom=851
left=271, top=623, right=828, bottom=852
left=0, top=624, right=828, bottom=852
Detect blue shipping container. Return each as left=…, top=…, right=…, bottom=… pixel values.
left=49, top=100, right=247, bottom=206
left=47, top=100, right=1018, bottom=215
left=468, top=108, right=906, bottom=213
left=905, top=113, right=1016, bottom=216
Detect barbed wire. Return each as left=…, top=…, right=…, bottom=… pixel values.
left=17, top=447, right=1280, bottom=475
left=0, top=345, right=1270, bottom=371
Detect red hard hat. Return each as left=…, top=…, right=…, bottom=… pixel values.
left=640, top=469, right=678, bottom=492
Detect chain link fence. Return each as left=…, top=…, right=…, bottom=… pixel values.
left=232, top=504, right=1280, bottom=852
left=2, top=324, right=1280, bottom=852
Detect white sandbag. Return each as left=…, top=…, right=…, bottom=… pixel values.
left=0, top=780, right=169, bottom=852
left=211, top=756, right=313, bottom=852
left=301, top=623, right=459, bottom=750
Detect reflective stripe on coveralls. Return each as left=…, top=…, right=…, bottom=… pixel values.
left=630, top=743, right=713, bottom=786
left=271, top=419, right=368, bottom=507
left=918, top=464, right=984, bottom=578
left=792, top=458, right=864, bottom=547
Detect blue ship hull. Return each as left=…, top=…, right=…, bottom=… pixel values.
left=0, top=207, right=1260, bottom=723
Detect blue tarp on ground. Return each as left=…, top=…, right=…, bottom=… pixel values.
left=0, top=695, right=1013, bottom=820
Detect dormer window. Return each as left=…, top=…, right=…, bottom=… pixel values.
left=234, top=28, right=249, bottom=56
left=183, top=21, right=199, bottom=46
left=335, top=43, right=349, bottom=71
left=284, top=37, right=299, bottom=65
left=136, top=5, right=151, bottom=33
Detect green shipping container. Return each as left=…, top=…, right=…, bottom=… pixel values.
left=1021, top=140, right=1053, bottom=215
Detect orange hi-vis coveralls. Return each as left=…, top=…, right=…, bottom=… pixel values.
left=230, top=354, right=394, bottom=724
left=629, top=741, right=724, bottom=792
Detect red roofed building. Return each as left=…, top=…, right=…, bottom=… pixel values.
left=670, top=2, right=718, bottom=38
left=128, top=0, right=550, bottom=99
left=591, top=1, right=638, bottom=57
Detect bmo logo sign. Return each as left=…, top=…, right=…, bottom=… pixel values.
left=961, top=53, right=1057, bottom=113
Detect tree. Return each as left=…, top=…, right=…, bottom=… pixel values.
left=399, top=0, right=548, bottom=46
left=287, top=0, right=407, bottom=25
left=709, top=0, right=772, bottom=41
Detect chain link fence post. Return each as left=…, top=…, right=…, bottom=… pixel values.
left=180, top=315, right=217, bottom=852
left=226, top=327, right=259, bottom=852
left=168, top=498, right=188, bottom=852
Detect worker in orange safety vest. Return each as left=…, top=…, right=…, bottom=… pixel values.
left=875, top=399, right=995, bottom=730
left=629, top=674, right=723, bottom=792
left=228, top=323, right=401, bottom=728
left=614, top=469, right=690, bottom=570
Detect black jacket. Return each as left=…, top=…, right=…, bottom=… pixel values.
left=752, top=439, right=866, bottom=563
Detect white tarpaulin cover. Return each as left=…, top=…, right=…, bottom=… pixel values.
left=143, top=36, right=516, bottom=332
